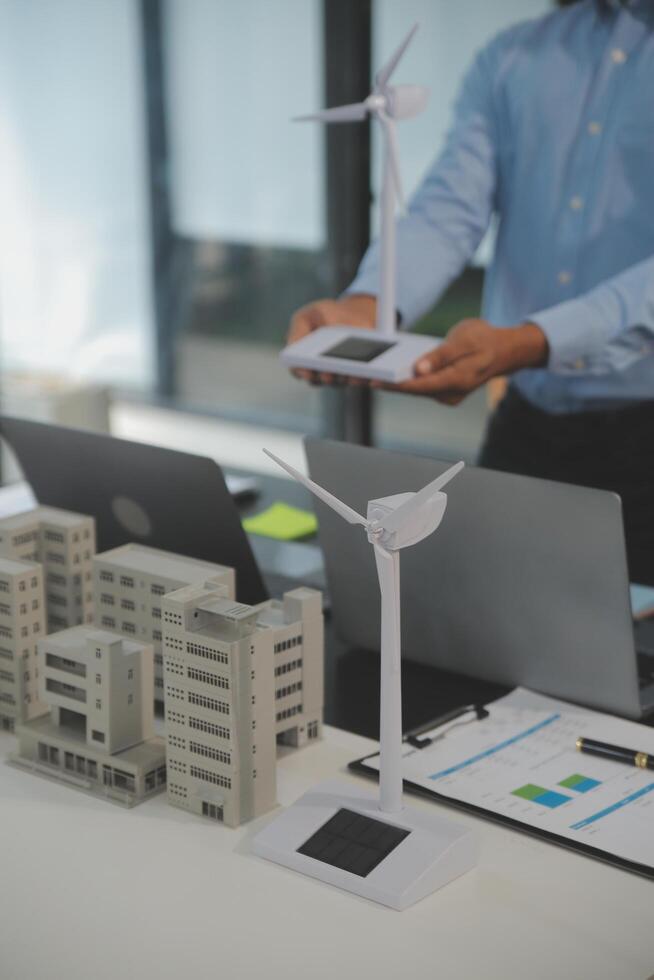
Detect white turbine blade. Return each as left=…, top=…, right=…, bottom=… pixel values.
left=380, top=114, right=405, bottom=211
left=373, top=542, right=403, bottom=814
left=294, top=102, right=368, bottom=124
left=375, top=22, right=419, bottom=91
left=262, top=449, right=369, bottom=527
left=377, top=461, right=465, bottom=534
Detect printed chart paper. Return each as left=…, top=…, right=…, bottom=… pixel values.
left=363, top=695, right=654, bottom=870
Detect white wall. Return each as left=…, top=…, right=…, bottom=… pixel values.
left=0, top=0, right=155, bottom=387
left=163, top=0, right=324, bottom=250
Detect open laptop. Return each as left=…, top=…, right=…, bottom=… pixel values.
left=305, top=438, right=654, bottom=720
left=0, top=415, right=268, bottom=605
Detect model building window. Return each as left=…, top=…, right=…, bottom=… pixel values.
left=92, top=730, right=105, bottom=743
left=38, top=742, right=48, bottom=762
left=101, top=594, right=114, bottom=606
left=96, top=699, right=102, bottom=709
left=99, top=570, right=114, bottom=583
left=308, top=721, right=319, bottom=739
left=128, top=694, right=134, bottom=705
left=128, top=668, right=134, bottom=680
left=122, top=622, right=136, bottom=634
left=120, top=575, right=134, bottom=588
left=0, top=580, right=8, bottom=592
left=19, top=603, right=26, bottom=614
left=121, top=598, right=135, bottom=611
left=72, top=532, right=79, bottom=543
left=18, top=581, right=25, bottom=592
left=33, top=622, right=40, bottom=633
left=151, top=607, right=161, bottom=619
left=101, top=616, right=115, bottom=629
left=96, top=673, right=101, bottom=683
left=151, top=583, right=165, bottom=596
left=87, top=760, right=97, bottom=779
left=32, top=599, right=39, bottom=610
left=95, top=648, right=102, bottom=658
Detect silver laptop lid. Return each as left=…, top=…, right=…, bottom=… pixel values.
left=306, top=438, right=641, bottom=719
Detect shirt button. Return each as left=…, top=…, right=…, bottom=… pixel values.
left=588, top=121, right=602, bottom=136
left=558, top=271, right=572, bottom=285
left=611, top=48, right=627, bottom=64
left=570, top=196, right=584, bottom=211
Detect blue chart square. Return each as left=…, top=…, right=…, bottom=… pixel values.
left=571, top=778, right=601, bottom=793
left=537, top=791, right=571, bottom=809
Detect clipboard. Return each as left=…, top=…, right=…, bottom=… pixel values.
left=348, top=701, right=654, bottom=880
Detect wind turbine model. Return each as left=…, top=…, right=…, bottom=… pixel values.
left=252, top=450, right=478, bottom=910
left=280, top=23, right=442, bottom=384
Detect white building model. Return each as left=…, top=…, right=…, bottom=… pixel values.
left=92, top=543, right=235, bottom=705
left=10, top=625, right=166, bottom=806
left=162, top=581, right=323, bottom=826
left=0, top=506, right=96, bottom=632
left=0, top=557, right=47, bottom=731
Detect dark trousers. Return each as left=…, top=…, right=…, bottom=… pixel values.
left=478, top=386, right=654, bottom=586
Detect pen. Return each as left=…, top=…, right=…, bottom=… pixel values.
left=576, top=736, right=654, bottom=770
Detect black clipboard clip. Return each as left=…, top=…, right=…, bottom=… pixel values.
left=405, top=703, right=489, bottom=749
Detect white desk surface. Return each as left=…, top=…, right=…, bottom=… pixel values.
left=1, top=724, right=652, bottom=980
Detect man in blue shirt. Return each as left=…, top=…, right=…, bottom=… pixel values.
left=288, top=0, right=654, bottom=584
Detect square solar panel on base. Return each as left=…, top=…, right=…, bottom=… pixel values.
left=251, top=779, right=478, bottom=910
left=280, top=326, right=441, bottom=383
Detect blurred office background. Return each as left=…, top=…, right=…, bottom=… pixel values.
left=0, top=0, right=550, bottom=475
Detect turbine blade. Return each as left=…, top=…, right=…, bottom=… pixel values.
left=375, top=22, right=419, bottom=91
left=380, top=114, right=405, bottom=211
left=262, top=449, right=369, bottom=526
left=377, top=461, right=464, bottom=534
left=294, top=102, right=368, bottom=124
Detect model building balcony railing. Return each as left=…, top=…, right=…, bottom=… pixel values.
left=45, top=653, right=87, bottom=678
left=45, top=678, right=86, bottom=703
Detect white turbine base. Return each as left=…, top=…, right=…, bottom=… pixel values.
left=251, top=779, right=478, bottom=911
left=281, top=325, right=441, bottom=383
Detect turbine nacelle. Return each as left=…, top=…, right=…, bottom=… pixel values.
left=368, top=491, right=448, bottom=550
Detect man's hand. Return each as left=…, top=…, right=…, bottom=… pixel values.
left=287, top=294, right=377, bottom=385
left=374, top=318, right=548, bottom=404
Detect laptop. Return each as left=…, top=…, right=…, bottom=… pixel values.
left=0, top=415, right=268, bottom=605
left=305, top=438, right=654, bottom=720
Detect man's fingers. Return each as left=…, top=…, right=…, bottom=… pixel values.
left=413, top=341, right=463, bottom=377
left=387, top=362, right=469, bottom=395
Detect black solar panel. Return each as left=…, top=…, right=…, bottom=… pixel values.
left=297, top=808, right=410, bottom=878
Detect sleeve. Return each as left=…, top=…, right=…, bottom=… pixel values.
left=529, top=254, right=654, bottom=375
left=345, top=40, right=501, bottom=327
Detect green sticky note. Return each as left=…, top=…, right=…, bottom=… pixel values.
left=242, top=501, right=318, bottom=541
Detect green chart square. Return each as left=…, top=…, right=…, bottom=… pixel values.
left=559, top=774, right=586, bottom=789
left=512, top=784, right=546, bottom=801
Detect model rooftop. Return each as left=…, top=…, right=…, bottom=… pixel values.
left=0, top=555, right=40, bottom=576
left=44, top=625, right=148, bottom=658
left=95, top=543, right=233, bottom=584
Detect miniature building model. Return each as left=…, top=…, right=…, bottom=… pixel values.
left=162, top=582, right=277, bottom=827
left=162, top=582, right=324, bottom=827
left=92, top=544, right=235, bottom=704
left=0, top=506, right=96, bottom=632
left=10, top=626, right=166, bottom=806
left=0, top=557, right=47, bottom=731
left=255, top=588, right=324, bottom=748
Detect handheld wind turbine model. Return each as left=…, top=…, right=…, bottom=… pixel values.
left=252, top=450, right=478, bottom=910
left=280, top=22, right=442, bottom=383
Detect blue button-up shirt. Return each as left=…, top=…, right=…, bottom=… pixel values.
left=347, top=0, right=654, bottom=413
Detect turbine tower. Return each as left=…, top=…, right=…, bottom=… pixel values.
left=262, top=448, right=464, bottom=815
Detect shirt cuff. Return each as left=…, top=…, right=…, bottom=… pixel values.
left=528, top=298, right=610, bottom=375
